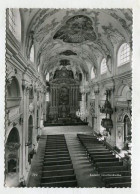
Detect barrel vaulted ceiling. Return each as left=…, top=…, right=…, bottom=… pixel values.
left=20, top=9, right=132, bottom=78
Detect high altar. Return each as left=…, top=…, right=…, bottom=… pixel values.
left=48, top=67, right=80, bottom=123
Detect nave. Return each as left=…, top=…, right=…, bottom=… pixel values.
left=5, top=8, right=132, bottom=188
left=27, top=126, right=130, bottom=188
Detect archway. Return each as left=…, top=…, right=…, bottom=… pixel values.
left=5, top=127, right=20, bottom=186
left=28, top=115, right=33, bottom=148
left=124, top=115, right=131, bottom=149
left=28, top=115, right=34, bottom=164
left=6, top=77, right=21, bottom=108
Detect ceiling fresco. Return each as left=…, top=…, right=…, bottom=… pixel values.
left=53, top=15, right=97, bottom=43
left=20, top=9, right=132, bottom=79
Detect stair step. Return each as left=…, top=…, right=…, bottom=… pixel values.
left=86, top=146, right=106, bottom=150
left=45, top=148, right=68, bottom=152
left=41, top=174, right=76, bottom=183
left=44, top=156, right=70, bottom=162
left=90, top=152, right=112, bottom=156
left=41, top=180, right=77, bottom=187
left=93, top=158, right=119, bottom=163
left=96, top=161, right=123, bottom=168
left=101, top=171, right=131, bottom=177
left=43, top=160, right=71, bottom=166
left=89, top=150, right=111, bottom=154
left=104, top=176, right=131, bottom=185
left=45, top=150, right=69, bottom=155
left=43, top=164, right=73, bottom=171
left=92, top=155, right=116, bottom=160
left=107, top=182, right=131, bottom=188
left=98, top=166, right=127, bottom=173
left=46, top=143, right=66, bottom=146
left=42, top=169, right=74, bottom=177
left=44, top=153, right=70, bottom=158
left=46, top=145, right=67, bottom=148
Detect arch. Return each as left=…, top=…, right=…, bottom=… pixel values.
left=6, top=127, right=20, bottom=174
left=8, top=159, right=17, bottom=173
left=100, top=58, right=107, bottom=74
left=46, top=73, right=50, bottom=81
left=79, top=73, right=82, bottom=82
left=7, top=127, right=20, bottom=144
left=6, top=76, right=21, bottom=108
left=124, top=114, right=131, bottom=141
left=7, top=77, right=20, bottom=98
left=116, top=84, right=131, bottom=101
left=28, top=115, right=33, bottom=146
left=29, top=44, right=34, bottom=62
left=117, top=43, right=131, bottom=66
left=91, top=67, right=95, bottom=79
left=37, top=109, right=39, bottom=128
left=8, top=8, right=21, bottom=42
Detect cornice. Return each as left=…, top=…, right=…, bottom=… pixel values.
left=90, top=70, right=132, bottom=88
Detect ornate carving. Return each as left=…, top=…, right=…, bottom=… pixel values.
left=29, top=103, right=34, bottom=113
left=102, top=23, right=124, bottom=46
left=53, top=66, right=74, bottom=79
left=8, top=154, right=17, bottom=160
left=6, top=143, right=20, bottom=151
left=89, top=100, right=95, bottom=117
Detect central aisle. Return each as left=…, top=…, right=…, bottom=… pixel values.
left=65, top=134, right=104, bottom=187
left=28, top=126, right=104, bottom=187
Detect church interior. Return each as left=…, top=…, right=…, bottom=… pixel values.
left=5, top=8, right=132, bottom=188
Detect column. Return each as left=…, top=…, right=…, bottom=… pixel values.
left=109, top=87, right=116, bottom=147
left=94, top=87, right=100, bottom=134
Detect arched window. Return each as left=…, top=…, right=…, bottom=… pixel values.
left=46, top=73, right=49, bottom=81
left=8, top=9, right=21, bottom=42
left=118, top=43, right=131, bottom=66
left=29, top=44, right=34, bottom=62
left=79, top=73, right=82, bottom=82
left=91, top=67, right=95, bottom=79
left=6, top=77, right=21, bottom=108
left=101, top=58, right=107, bottom=74
left=38, top=65, right=40, bottom=72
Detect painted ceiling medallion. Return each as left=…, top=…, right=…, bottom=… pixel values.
left=53, top=15, right=97, bottom=43
left=59, top=50, right=77, bottom=56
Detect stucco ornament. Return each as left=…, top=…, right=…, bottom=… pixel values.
left=29, top=102, right=34, bottom=113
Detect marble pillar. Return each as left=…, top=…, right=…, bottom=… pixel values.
left=94, top=89, right=100, bottom=134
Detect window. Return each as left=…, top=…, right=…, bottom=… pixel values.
left=29, top=44, right=34, bottom=62
left=118, top=43, right=130, bottom=66
left=46, top=73, right=50, bottom=81
left=101, top=58, right=107, bottom=74
left=8, top=9, right=21, bottom=42
left=38, top=65, right=40, bottom=72
left=91, top=67, right=95, bottom=79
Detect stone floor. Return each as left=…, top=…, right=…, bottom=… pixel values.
left=28, top=125, right=104, bottom=187
left=42, top=125, right=93, bottom=135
